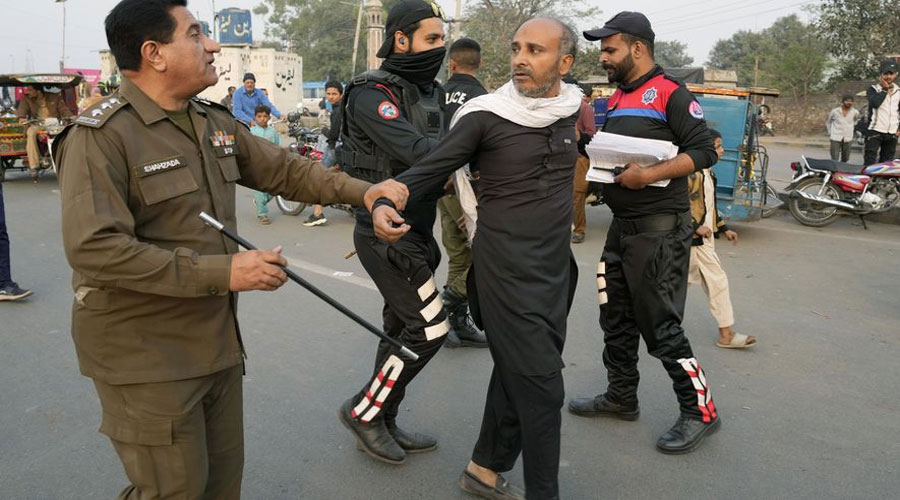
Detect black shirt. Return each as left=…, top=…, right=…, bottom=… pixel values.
left=602, top=65, right=716, bottom=218
left=393, top=111, right=578, bottom=375
left=443, top=73, right=487, bottom=121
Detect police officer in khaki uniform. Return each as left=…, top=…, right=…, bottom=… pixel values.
left=54, top=1, right=407, bottom=498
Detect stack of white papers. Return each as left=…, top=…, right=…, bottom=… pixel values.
left=584, top=132, right=679, bottom=187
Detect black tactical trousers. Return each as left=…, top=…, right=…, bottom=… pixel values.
left=598, top=213, right=718, bottom=422
left=863, top=131, right=898, bottom=166
left=472, top=367, right=564, bottom=500
left=349, top=228, right=448, bottom=423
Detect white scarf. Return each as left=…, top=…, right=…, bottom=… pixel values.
left=451, top=81, right=583, bottom=241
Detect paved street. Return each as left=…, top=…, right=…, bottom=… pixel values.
left=1, top=142, right=899, bottom=499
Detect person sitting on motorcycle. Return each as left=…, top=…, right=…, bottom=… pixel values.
left=16, top=86, right=73, bottom=179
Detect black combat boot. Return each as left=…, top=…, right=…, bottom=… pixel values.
left=656, top=414, right=721, bottom=454
left=442, top=288, right=487, bottom=348
left=567, top=393, right=640, bottom=420
left=338, top=398, right=406, bottom=464
left=385, top=418, right=438, bottom=453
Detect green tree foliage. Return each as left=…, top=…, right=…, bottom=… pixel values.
left=815, top=0, right=900, bottom=82
left=707, top=14, right=826, bottom=94
left=655, top=40, right=694, bottom=68
left=460, top=0, right=599, bottom=88
left=254, top=0, right=403, bottom=82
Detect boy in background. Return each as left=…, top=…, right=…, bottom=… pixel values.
left=688, top=129, right=756, bottom=348
left=250, top=105, right=281, bottom=225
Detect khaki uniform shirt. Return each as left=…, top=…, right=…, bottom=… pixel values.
left=55, top=77, right=370, bottom=385
left=16, top=92, right=73, bottom=120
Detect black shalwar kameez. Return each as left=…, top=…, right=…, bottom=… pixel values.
left=387, top=110, right=578, bottom=499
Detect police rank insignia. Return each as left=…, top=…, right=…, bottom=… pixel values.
left=210, top=130, right=235, bottom=147
left=378, top=101, right=399, bottom=120
left=641, top=87, right=658, bottom=105
left=210, top=130, right=238, bottom=156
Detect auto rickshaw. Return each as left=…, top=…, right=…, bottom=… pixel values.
left=689, top=85, right=782, bottom=222
left=0, top=73, right=82, bottom=181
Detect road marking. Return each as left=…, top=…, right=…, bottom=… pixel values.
left=281, top=252, right=378, bottom=291
left=739, top=222, right=900, bottom=247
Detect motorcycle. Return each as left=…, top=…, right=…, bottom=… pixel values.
left=757, top=104, right=774, bottom=137
left=785, top=156, right=900, bottom=228
left=275, top=112, right=354, bottom=218
left=274, top=111, right=321, bottom=215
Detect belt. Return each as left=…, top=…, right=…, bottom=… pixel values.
left=615, top=212, right=689, bottom=235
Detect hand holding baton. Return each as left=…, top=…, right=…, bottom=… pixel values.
left=199, top=212, right=419, bottom=361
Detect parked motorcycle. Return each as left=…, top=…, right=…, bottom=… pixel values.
left=785, top=156, right=900, bottom=228
left=274, top=112, right=322, bottom=215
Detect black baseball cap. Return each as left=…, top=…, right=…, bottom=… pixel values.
left=583, top=11, right=655, bottom=43
left=880, top=60, right=898, bottom=74
left=376, top=0, right=445, bottom=59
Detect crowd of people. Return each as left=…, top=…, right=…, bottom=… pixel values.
left=16, top=0, right=900, bottom=498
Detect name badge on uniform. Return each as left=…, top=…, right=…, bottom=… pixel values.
left=210, top=130, right=238, bottom=157
left=134, top=155, right=188, bottom=178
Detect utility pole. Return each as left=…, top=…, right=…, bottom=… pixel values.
left=351, top=0, right=364, bottom=76
left=57, top=0, right=68, bottom=72
left=753, top=55, right=759, bottom=88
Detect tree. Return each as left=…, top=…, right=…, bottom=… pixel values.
left=707, top=30, right=772, bottom=87
left=655, top=40, right=694, bottom=68
left=816, top=0, right=900, bottom=82
left=707, top=15, right=826, bottom=92
left=254, top=0, right=403, bottom=82
left=460, top=0, right=600, bottom=88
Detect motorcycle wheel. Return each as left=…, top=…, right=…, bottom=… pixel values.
left=761, top=184, right=780, bottom=218
left=275, top=195, right=307, bottom=216
left=788, top=178, right=842, bottom=227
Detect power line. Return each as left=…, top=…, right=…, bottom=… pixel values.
left=653, top=0, right=782, bottom=28
left=656, top=1, right=818, bottom=36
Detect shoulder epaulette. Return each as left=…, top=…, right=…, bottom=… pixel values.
left=192, top=96, right=231, bottom=113
left=74, top=94, right=128, bottom=128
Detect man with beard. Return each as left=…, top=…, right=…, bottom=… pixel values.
left=54, top=0, right=407, bottom=496
left=568, top=12, right=722, bottom=455
left=371, top=16, right=581, bottom=500
left=336, top=0, right=450, bottom=466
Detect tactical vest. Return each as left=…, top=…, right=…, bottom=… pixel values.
left=340, top=69, right=444, bottom=183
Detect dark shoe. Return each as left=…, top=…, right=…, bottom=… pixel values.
left=568, top=393, right=640, bottom=420
left=459, top=469, right=525, bottom=500
left=337, top=398, right=406, bottom=465
left=571, top=233, right=585, bottom=244
left=0, top=284, right=33, bottom=302
left=442, top=288, right=487, bottom=348
left=386, top=421, right=438, bottom=453
left=656, top=415, right=721, bottom=455
left=303, top=213, right=327, bottom=226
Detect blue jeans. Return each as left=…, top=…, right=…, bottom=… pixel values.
left=0, top=184, right=12, bottom=287
left=254, top=191, right=273, bottom=216
left=322, top=146, right=337, bottom=168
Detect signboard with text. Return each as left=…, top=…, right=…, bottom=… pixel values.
left=217, top=8, right=252, bottom=44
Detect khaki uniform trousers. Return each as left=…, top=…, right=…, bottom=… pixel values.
left=688, top=238, right=735, bottom=328
left=437, top=193, right=471, bottom=298
left=92, top=364, right=244, bottom=500
left=572, top=156, right=590, bottom=237
left=25, top=125, right=42, bottom=171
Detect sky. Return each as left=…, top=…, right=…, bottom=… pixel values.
left=1, top=0, right=818, bottom=75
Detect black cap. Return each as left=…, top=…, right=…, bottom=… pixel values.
left=880, top=59, right=898, bottom=74
left=376, top=0, right=445, bottom=59
left=243, top=72, right=255, bottom=82
left=583, top=11, right=655, bottom=43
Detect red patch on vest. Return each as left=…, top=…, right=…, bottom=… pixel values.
left=378, top=101, right=399, bottom=120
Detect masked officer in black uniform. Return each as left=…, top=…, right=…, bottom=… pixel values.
left=568, top=12, right=722, bottom=455
left=439, top=37, right=488, bottom=348
left=337, top=0, right=449, bottom=466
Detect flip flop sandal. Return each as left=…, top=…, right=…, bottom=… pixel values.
left=716, top=332, right=756, bottom=349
